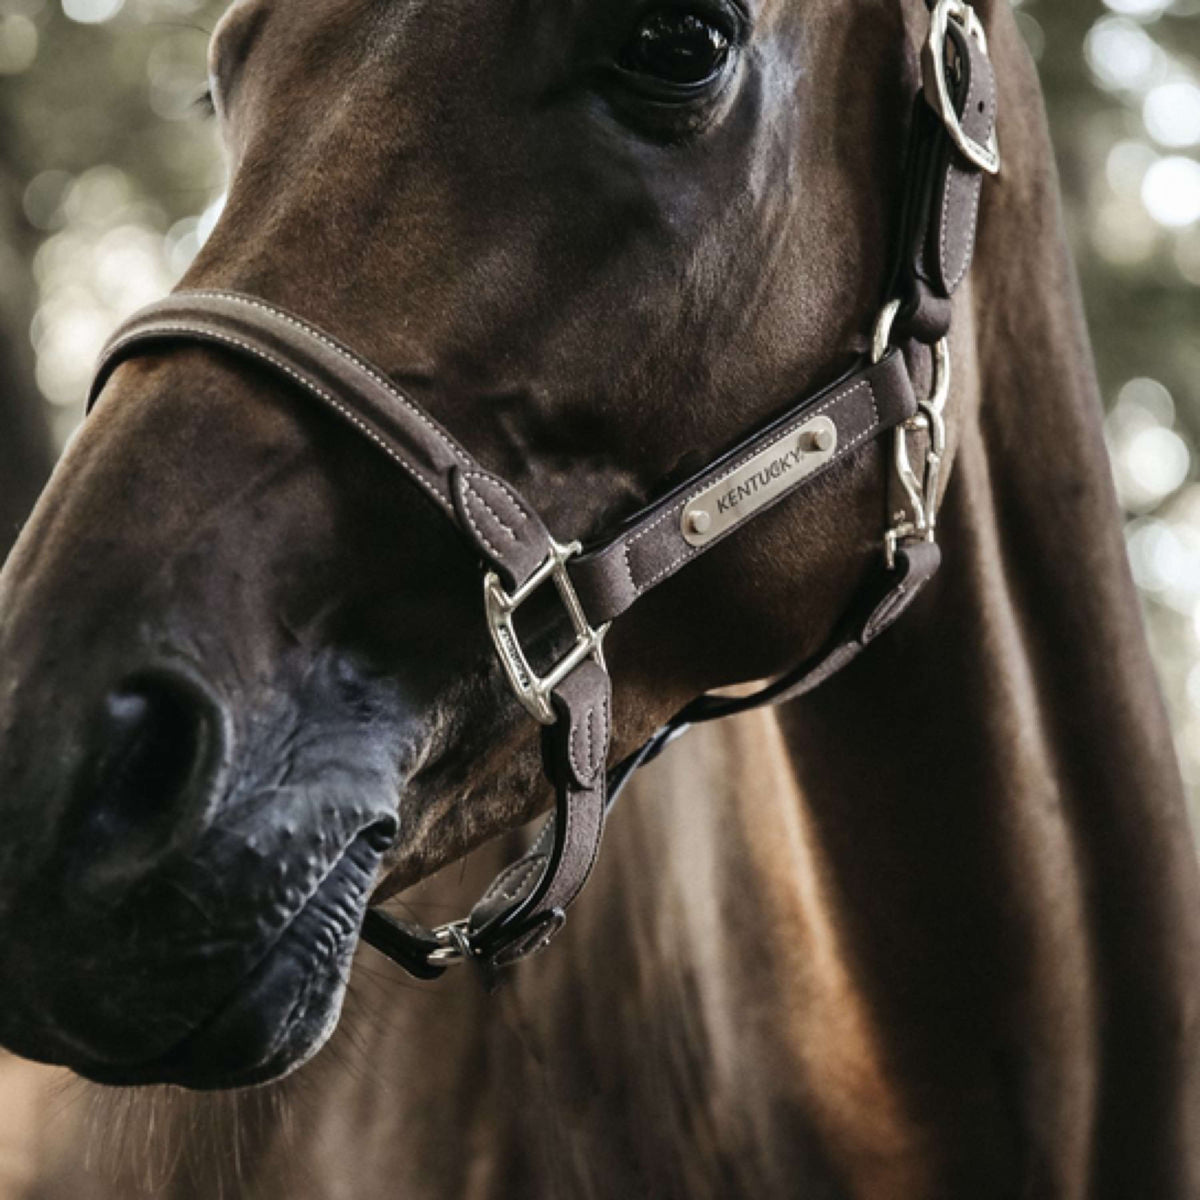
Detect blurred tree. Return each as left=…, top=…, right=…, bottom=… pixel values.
left=1024, top=0, right=1200, bottom=815
left=0, top=0, right=224, bottom=556
left=0, top=107, right=52, bottom=559
left=0, top=0, right=224, bottom=447
left=1035, top=0, right=1200, bottom=424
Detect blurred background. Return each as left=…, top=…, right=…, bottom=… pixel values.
left=0, top=0, right=1197, bottom=823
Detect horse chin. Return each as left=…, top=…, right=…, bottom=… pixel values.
left=129, top=830, right=383, bottom=1090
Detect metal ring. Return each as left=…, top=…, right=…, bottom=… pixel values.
left=928, top=336, right=951, bottom=416
left=871, top=299, right=902, bottom=365
left=427, top=920, right=472, bottom=966
left=483, top=538, right=610, bottom=727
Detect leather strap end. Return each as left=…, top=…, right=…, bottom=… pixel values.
left=450, top=466, right=553, bottom=591
left=922, top=25, right=995, bottom=296
left=862, top=540, right=942, bottom=644
left=554, top=659, right=612, bottom=789
left=360, top=909, right=448, bottom=981
left=871, top=347, right=919, bottom=426
left=467, top=659, right=611, bottom=968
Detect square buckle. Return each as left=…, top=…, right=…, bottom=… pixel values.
left=922, top=0, right=1001, bottom=176
left=484, top=539, right=610, bottom=725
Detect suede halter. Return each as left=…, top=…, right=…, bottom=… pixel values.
left=87, top=0, right=999, bottom=981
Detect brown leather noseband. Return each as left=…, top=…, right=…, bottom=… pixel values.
left=86, top=0, right=999, bottom=981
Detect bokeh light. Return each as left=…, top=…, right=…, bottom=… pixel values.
left=61, top=0, right=125, bottom=25
left=1086, top=18, right=1166, bottom=93
left=1143, top=81, right=1200, bottom=148
left=0, top=15, right=39, bottom=74
left=1142, top=157, right=1200, bottom=227
left=1102, top=0, right=1171, bottom=17
left=2, top=1, right=226, bottom=445
left=1074, top=0, right=1200, bottom=812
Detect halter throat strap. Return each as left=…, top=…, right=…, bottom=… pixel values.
left=85, top=0, right=998, bottom=981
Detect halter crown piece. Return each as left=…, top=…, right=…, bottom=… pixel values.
left=86, top=0, right=999, bottom=982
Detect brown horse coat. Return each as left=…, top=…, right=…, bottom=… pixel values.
left=0, top=0, right=1197, bottom=1196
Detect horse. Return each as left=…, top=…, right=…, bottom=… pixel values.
left=0, top=333, right=53, bottom=565
left=0, top=0, right=1197, bottom=1194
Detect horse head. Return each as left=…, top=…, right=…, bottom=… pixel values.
left=0, top=0, right=970, bottom=1088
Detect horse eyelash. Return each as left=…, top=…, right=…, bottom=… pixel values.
left=194, top=88, right=216, bottom=119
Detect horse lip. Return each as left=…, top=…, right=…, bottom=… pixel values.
left=19, top=818, right=396, bottom=1088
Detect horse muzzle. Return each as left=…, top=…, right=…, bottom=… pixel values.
left=0, top=654, right=400, bottom=1088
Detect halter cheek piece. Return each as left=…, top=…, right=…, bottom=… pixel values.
left=86, top=0, right=999, bottom=982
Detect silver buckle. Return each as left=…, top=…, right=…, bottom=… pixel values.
left=428, top=920, right=472, bottom=966
left=484, top=539, right=610, bottom=726
left=923, top=0, right=1000, bottom=176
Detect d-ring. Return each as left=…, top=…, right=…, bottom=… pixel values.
left=871, top=299, right=902, bottom=365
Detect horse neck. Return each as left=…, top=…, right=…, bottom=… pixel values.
left=511, top=25, right=1200, bottom=1199
left=760, top=397, right=1200, bottom=1197
left=624, top=30, right=1200, bottom=1197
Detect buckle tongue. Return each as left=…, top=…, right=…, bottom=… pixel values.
left=484, top=539, right=610, bottom=725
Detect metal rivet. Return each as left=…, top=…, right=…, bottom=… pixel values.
left=686, top=510, right=712, bottom=535
left=804, top=426, right=836, bottom=453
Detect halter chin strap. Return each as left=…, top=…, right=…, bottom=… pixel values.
left=85, top=0, right=998, bottom=982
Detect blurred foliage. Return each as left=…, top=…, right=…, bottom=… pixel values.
left=1022, top=0, right=1200, bottom=817
left=0, top=0, right=1198, bottom=807
left=1036, top=0, right=1200, bottom=423
left=0, top=0, right=224, bottom=448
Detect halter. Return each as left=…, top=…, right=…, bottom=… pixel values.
left=86, top=0, right=999, bottom=982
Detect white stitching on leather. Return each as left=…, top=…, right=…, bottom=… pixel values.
left=458, top=484, right=504, bottom=559
left=184, top=291, right=473, bottom=467
left=467, top=471, right=538, bottom=533
left=480, top=822, right=555, bottom=906
left=621, top=377, right=881, bottom=595
left=99, top=326, right=450, bottom=513
left=578, top=708, right=591, bottom=781
left=458, top=473, right=520, bottom=562
left=943, top=171, right=984, bottom=293
left=496, top=855, right=548, bottom=904
left=531, top=819, right=555, bottom=857
left=461, top=473, right=518, bottom=540
left=574, top=690, right=609, bottom=890
left=569, top=699, right=599, bottom=782
left=941, top=53, right=993, bottom=291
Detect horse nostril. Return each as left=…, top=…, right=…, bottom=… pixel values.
left=71, top=669, right=228, bottom=895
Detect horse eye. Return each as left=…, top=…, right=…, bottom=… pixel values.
left=621, top=10, right=732, bottom=87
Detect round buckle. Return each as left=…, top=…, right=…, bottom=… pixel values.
left=922, top=0, right=1001, bottom=175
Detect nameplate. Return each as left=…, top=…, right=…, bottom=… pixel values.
left=680, top=415, right=838, bottom=548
